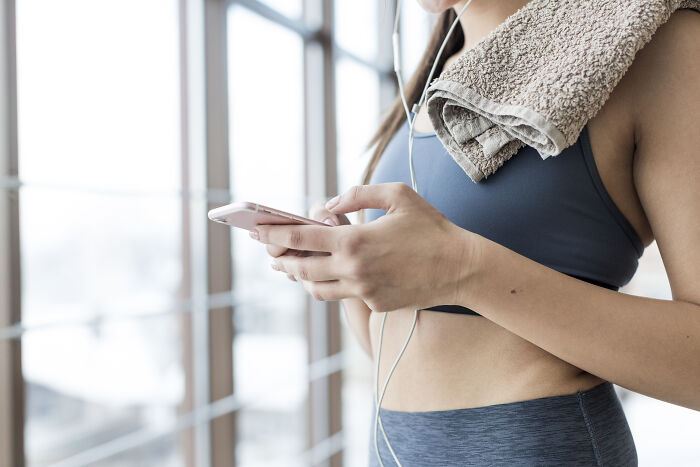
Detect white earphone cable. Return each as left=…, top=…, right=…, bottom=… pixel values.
left=373, top=310, right=418, bottom=466
left=373, top=1, right=474, bottom=465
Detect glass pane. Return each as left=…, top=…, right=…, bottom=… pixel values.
left=334, top=0, right=378, bottom=62
left=16, top=0, right=180, bottom=193
left=227, top=6, right=308, bottom=465
left=16, top=0, right=184, bottom=464
left=399, top=0, right=436, bottom=80
left=228, top=6, right=305, bottom=215
left=23, top=315, right=186, bottom=466
left=335, top=58, right=380, bottom=223
left=19, top=191, right=181, bottom=327
left=234, top=334, right=308, bottom=467
left=341, top=332, right=374, bottom=467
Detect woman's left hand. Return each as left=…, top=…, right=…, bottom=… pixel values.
left=250, top=182, right=483, bottom=313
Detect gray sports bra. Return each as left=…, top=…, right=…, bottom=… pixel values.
left=364, top=121, right=644, bottom=317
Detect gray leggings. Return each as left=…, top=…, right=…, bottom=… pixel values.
left=368, top=382, right=637, bottom=466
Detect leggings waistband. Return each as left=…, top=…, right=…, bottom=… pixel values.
left=369, top=382, right=637, bottom=466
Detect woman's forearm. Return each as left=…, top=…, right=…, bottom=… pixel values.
left=341, top=297, right=373, bottom=358
left=457, top=232, right=700, bottom=410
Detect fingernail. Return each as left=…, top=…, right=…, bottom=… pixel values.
left=325, top=195, right=340, bottom=209
left=270, top=262, right=279, bottom=271
left=323, top=217, right=338, bottom=226
left=249, top=229, right=259, bottom=240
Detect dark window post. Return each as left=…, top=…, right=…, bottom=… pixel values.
left=0, top=0, right=24, bottom=466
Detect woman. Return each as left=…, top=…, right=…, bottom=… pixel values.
left=251, top=0, right=700, bottom=465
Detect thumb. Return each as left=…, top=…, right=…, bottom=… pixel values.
left=325, top=182, right=411, bottom=214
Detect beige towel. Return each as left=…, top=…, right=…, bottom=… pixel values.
left=426, top=0, right=700, bottom=183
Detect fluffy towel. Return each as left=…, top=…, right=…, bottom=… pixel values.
left=425, top=0, right=700, bottom=183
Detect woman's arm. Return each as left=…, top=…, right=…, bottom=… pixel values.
left=454, top=10, right=700, bottom=410
left=341, top=297, right=373, bottom=359
left=456, top=235, right=700, bottom=410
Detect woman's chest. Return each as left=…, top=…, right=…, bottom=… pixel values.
left=367, top=97, right=647, bottom=287
left=407, top=84, right=653, bottom=248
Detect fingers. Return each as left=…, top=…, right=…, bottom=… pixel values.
left=267, top=246, right=305, bottom=282
left=266, top=241, right=347, bottom=300
left=266, top=243, right=289, bottom=258
left=308, top=201, right=343, bottom=226
left=268, top=249, right=326, bottom=283
left=258, top=198, right=352, bottom=258
left=325, top=182, right=414, bottom=215
left=271, top=253, right=338, bottom=282
left=253, top=224, right=342, bottom=252
left=284, top=251, right=315, bottom=282
left=281, top=250, right=313, bottom=282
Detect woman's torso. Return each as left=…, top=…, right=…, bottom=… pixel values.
left=365, top=60, right=654, bottom=412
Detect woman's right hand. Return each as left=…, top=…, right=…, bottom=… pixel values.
left=265, top=199, right=351, bottom=282
left=263, top=200, right=372, bottom=358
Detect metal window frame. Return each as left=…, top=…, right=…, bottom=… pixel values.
left=0, top=1, right=24, bottom=466
left=178, top=0, right=198, bottom=465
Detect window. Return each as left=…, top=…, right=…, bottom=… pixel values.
left=227, top=5, right=308, bottom=464
left=1, top=0, right=395, bottom=465
left=15, top=0, right=184, bottom=464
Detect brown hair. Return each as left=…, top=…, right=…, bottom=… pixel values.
left=358, top=9, right=464, bottom=224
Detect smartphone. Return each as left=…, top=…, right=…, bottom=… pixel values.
left=208, top=201, right=330, bottom=231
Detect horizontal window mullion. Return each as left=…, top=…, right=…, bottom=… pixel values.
left=230, top=0, right=316, bottom=39
left=0, top=289, right=307, bottom=340
left=334, top=45, right=392, bottom=78
left=0, top=175, right=320, bottom=206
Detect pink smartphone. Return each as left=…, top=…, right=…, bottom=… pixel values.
left=207, top=201, right=331, bottom=231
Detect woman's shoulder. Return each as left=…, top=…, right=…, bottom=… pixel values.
left=624, top=8, right=700, bottom=131
left=632, top=8, right=700, bottom=80
left=581, top=9, right=699, bottom=248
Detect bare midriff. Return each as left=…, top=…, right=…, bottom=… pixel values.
left=369, top=307, right=605, bottom=411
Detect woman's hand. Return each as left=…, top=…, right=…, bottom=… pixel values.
left=263, top=199, right=351, bottom=283
left=251, top=182, right=484, bottom=313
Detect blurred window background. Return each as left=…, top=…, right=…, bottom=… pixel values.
left=0, top=1, right=698, bottom=466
